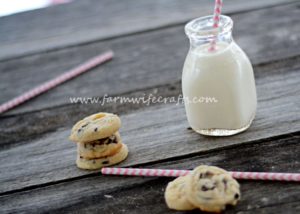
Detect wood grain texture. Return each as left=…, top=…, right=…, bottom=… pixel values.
left=0, top=59, right=299, bottom=194
left=1, top=1, right=300, bottom=213
left=0, top=53, right=299, bottom=146
left=0, top=84, right=179, bottom=146
left=0, top=133, right=299, bottom=213
left=0, top=0, right=296, bottom=60
left=1, top=3, right=300, bottom=115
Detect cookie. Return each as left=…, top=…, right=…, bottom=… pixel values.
left=76, top=143, right=128, bottom=170
left=77, top=132, right=122, bottom=159
left=185, top=165, right=240, bottom=213
left=165, top=175, right=196, bottom=211
left=69, top=112, right=121, bottom=143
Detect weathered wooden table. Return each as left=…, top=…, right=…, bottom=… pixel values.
left=0, top=0, right=300, bottom=213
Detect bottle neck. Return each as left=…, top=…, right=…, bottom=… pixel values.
left=185, top=15, right=233, bottom=51
left=189, top=31, right=233, bottom=50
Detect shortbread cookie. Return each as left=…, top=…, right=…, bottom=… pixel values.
left=76, top=143, right=128, bottom=170
left=185, top=165, right=240, bottom=213
left=77, top=132, right=122, bottom=159
left=165, top=175, right=196, bottom=211
left=70, top=112, right=121, bottom=143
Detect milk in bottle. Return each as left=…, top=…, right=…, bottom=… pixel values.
left=182, top=15, right=257, bottom=136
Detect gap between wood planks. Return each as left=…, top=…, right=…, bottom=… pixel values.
left=0, top=131, right=298, bottom=197
left=0, top=34, right=299, bottom=194
left=0, top=54, right=300, bottom=147
left=0, top=132, right=299, bottom=213
left=0, top=54, right=299, bottom=191
left=0, top=2, right=300, bottom=115
left=0, top=0, right=299, bottom=201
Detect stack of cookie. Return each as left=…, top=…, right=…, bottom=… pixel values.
left=165, top=165, right=240, bottom=213
left=69, top=112, right=129, bottom=170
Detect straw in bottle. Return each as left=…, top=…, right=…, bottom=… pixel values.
left=208, top=0, right=223, bottom=51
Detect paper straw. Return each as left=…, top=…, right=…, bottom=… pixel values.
left=208, top=0, right=223, bottom=51
left=0, top=51, right=114, bottom=114
left=101, top=167, right=300, bottom=182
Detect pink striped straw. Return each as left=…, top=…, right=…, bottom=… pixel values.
left=101, top=167, right=300, bottom=182
left=208, top=0, right=223, bottom=51
left=0, top=51, right=114, bottom=114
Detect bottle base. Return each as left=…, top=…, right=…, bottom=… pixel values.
left=192, top=114, right=255, bottom=137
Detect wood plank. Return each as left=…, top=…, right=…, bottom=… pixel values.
left=0, top=59, right=299, bottom=194
left=1, top=54, right=299, bottom=146
left=0, top=0, right=296, bottom=60
left=1, top=3, right=300, bottom=115
left=0, top=133, right=299, bottom=213
left=228, top=202, right=300, bottom=214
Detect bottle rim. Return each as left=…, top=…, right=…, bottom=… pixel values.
left=185, top=15, right=233, bottom=40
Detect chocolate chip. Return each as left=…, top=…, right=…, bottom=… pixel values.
left=94, top=128, right=98, bottom=132
left=98, top=140, right=105, bottom=145
left=94, top=138, right=109, bottom=145
left=79, top=156, right=83, bottom=159
left=111, top=136, right=118, bottom=144
left=102, top=161, right=109, bottom=164
left=78, top=128, right=82, bottom=133
left=104, top=136, right=117, bottom=145
left=84, top=144, right=87, bottom=148
left=234, top=193, right=240, bottom=199
left=223, top=179, right=227, bottom=189
left=187, top=127, right=192, bottom=130
left=199, top=173, right=204, bottom=179
left=199, top=171, right=214, bottom=179
left=201, top=185, right=215, bottom=191
left=201, top=186, right=209, bottom=191
left=81, top=123, right=89, bottom=128
left=205, top=171, right=214, bottom=177
left=201, top=185, right=216, bottom=192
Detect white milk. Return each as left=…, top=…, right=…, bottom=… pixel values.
left=182, top=41, right=257, bottom=136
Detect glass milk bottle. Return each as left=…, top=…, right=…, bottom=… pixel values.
left=182, top=15, right=257, bottom=136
